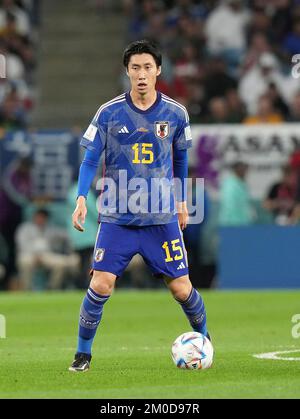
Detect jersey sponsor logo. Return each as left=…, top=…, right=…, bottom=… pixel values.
left=155, top=121, right=169, bottom=139
left=94, top=248, right=105, bottom=262
left=83, top=124, right=97, bottom=142
left=184, top=125, right=192, bottom=141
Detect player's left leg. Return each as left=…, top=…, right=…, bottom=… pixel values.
left=138, top=222, right=209, bottom=338
left=164, top=274, right=209, bottom=338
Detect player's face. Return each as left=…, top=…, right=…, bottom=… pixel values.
left=127, top=53, right=161, bottom=95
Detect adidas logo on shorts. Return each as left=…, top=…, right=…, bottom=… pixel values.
left=177, top=262, right=186, bottom=270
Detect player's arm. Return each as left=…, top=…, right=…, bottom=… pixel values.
left=73, top=117, right=106, bottom=232
left=173, top=147, right=189, bottom=230
left=72, top=148, right=100, bottom=231
left=173, top=107, right=192, bottom=230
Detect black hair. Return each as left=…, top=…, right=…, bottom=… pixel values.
left=123, top=39, right=162, bottom=69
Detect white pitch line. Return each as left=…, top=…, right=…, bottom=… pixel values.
left=253, top=349, right=300, bottom=361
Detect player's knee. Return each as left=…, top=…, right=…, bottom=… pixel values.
left=172, top=288, right=191, bottom=302
left=90, top=270, right=116, bottom=296
left=167, top=276, right=192, bottom=302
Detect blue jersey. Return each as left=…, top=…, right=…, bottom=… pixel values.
left=80, top=91, right=192, bottom=226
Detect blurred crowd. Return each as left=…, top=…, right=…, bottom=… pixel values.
left=121, top=0, right=300, bottom=124
left=0, top=0, right=39, bottom=130
left=0, top=155, right=98, bottom=291
left=2, top=0, right=300, bottom=291
left=2, top=148, right=300, bottom=292
left=218, top=150, right=300, bottom=227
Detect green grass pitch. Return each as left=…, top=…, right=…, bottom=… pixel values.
left=0, top=289, right=300, bottom=399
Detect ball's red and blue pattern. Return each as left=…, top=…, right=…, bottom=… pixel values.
left=171, top=332, right=214, bottom=370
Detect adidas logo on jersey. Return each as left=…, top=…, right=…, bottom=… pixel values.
left=177, top=262, right=186, bottom=270
left=118, top=126, right=129, bottom=134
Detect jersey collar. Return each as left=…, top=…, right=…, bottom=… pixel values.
left=125, top=91, right=161, bottom=114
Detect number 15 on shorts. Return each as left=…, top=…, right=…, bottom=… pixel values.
left=162, top=239, right=183, bottom=262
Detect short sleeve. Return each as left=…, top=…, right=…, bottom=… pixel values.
left=80, top=109, right=107, bottom=155
left=173, top=107, right=192, bottom=151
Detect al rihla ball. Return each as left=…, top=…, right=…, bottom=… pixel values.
left=171, top=331, right=214, bottom=370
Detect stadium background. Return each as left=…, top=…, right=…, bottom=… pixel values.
left=0, top=0, right=300, bottom=400
left=1, top=0, right=300, bottom=291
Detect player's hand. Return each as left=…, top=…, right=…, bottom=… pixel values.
left=176, top=201, right=189, bottom=230
left=72, top=196, right=87, bottom=232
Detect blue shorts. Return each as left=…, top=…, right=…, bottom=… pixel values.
left=92, top=221, right=189, bottom=279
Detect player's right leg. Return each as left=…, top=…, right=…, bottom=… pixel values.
left=69, top=222, right=138, bottom=372
left=69, top=270, right=116, bottom=372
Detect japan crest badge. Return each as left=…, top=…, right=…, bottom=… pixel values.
left=94, top=248, right=105, bottom=262
left=155, top=121, right=169, bottom=139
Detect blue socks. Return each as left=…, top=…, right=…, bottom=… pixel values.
left=77, top=287, right=110, bottom=355
left=176, top=288, right=207, bottom=336
left=76, top=286, right=207, bottom=355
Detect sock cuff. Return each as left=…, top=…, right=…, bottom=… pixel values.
left=175, top=287, right=196, bottom=305
left=87, top=287, right=110, bottom=304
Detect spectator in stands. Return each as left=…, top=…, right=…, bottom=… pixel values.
left=225, top=88, right=246, bottom=123
left=205, top=0, right=251, bottom=74
left=269, top=0, right=292, bottom=45
left=185, top=79, right=206, bottom=123
left=125, top=0, right=161, bottom=42
left=143, top=7, right=167, bottom=44
left=15, top=208, right=80, bottom=290
left=263, top=165, right=297, bottom=225
left=219, top=161, right=254, bottom=226
left=206, top=96, right=229, bottom=124
left=239, top=52, right=298, bottom=114
left=266, top=82, right=289, bottom=119
left=175, top=10, right=206, bottom=48
left=0, top=155, right=32, bottom=289
left=172, top=41, right=203, bottom=103
left=123, top=0, right=299, bottom=125
left=0, top=41, right=30, bottom=106
left=204, top=56, right=237, bottom=103
left=0, top=84, right=27, bottom=128
left=247, top=4, right=272, bottom=43
left=167, top=0, right=209, bottom=23
left=0, top=0, right=37, bottom=128
left=0, top=0, right=30, bottom=37
left=0, top=38, right=24, bottom=80
left=0, top=11, right=35, bottom=78
left=240, top=31, right=271, bottom=76
left=243, top=93, right=283, bottom=124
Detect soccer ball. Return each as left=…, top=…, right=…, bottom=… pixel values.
left=171, top=332, right=214, bottom=370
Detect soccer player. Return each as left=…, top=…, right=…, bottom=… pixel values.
left=69, top=40, right=210, bottom=372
